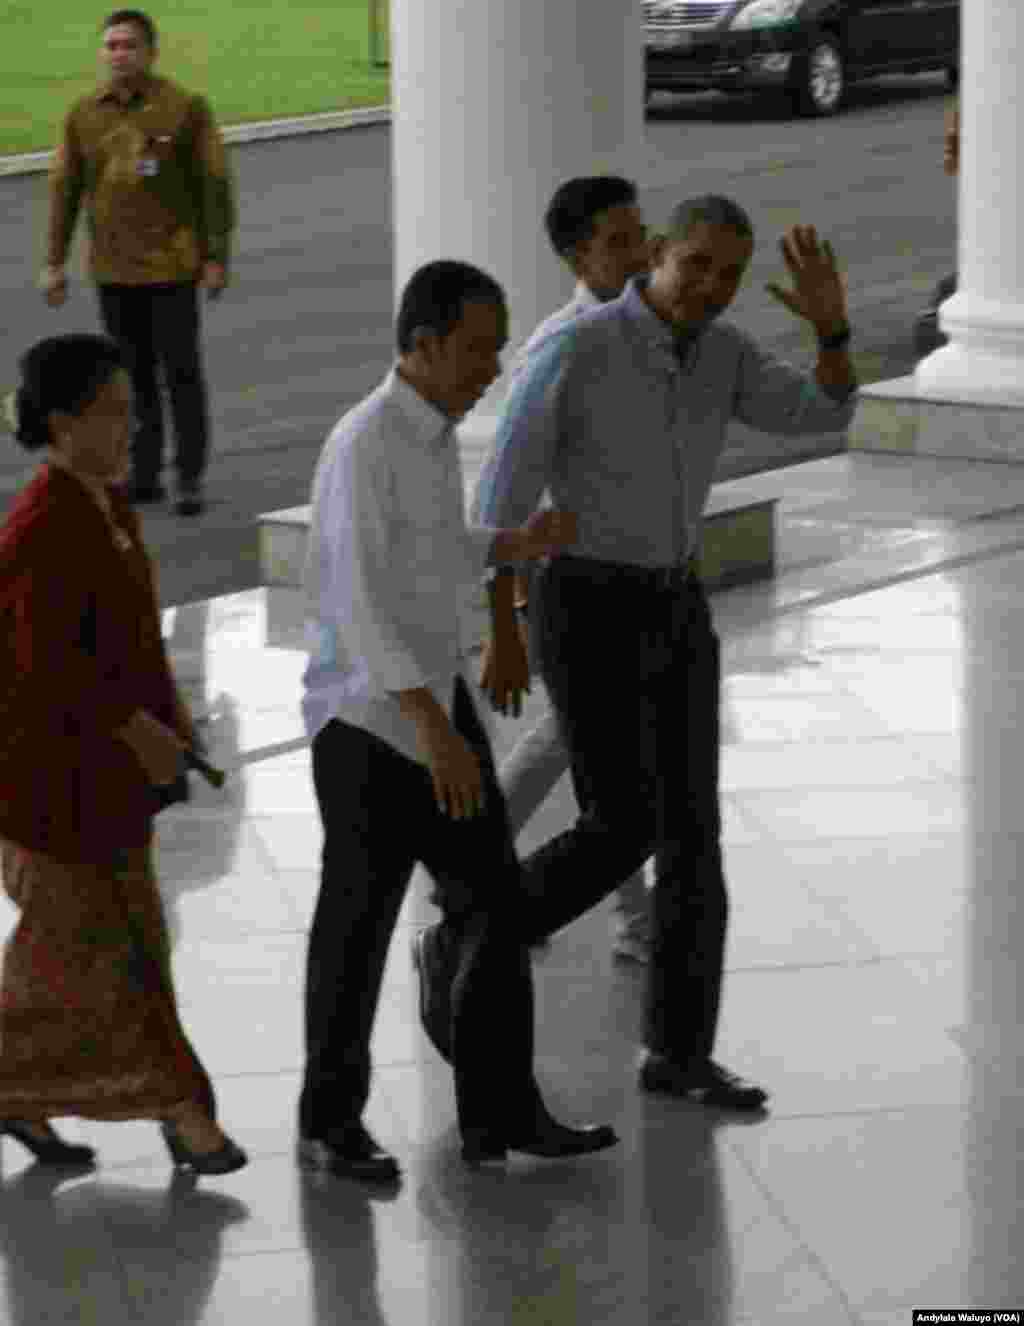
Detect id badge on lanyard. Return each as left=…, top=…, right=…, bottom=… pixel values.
left=137, top=132, right=170, bottom=177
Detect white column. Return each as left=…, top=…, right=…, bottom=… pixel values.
left=390, top=0, right=643, bottom=367
left=915, top=0, right=1024, bottom=405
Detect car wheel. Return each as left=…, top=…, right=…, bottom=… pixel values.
left=790, top=36, right=845, bottom=116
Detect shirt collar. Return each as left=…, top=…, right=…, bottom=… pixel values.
left=95, top=74, right=155, bottom=107
left=573, top=282, right=602, bottom=312
left=618, top=276, right=678, bottom=353
left=384, top=369, right=454, bottom=451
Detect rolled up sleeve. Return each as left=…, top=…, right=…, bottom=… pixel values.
left=46, top=112, right=85, bottom=269
left=732, top=332, right=857, bottom=436
left=191, top=95, right=235, bottom=268
left=320, top=440, right=430, bottom=694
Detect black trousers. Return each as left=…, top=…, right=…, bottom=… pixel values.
left=522, top=556, right=728, bottom=1066
left=98, top=282, right=210, bottom=487
left=299, top=678, right=539, bottom=1139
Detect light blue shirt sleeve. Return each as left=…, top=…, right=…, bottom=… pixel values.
left=472, top=328, right=573, bottom=534
left=731, top=331, right=858, bottom=436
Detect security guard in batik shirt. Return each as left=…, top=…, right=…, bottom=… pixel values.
left=42, top=8, right=236, bottom=516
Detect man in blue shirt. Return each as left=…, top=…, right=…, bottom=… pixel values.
left=474, top=195, right=858, bottom=1111
left=481, top=175, right=654, bottom=963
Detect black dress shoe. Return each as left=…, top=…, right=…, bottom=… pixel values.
left=160, top=1122, right=249, bottom=1176
left=126, top=479, right=166, bottom=504
left=297, top=1123, right=401, bottom=1183
left=639, top=1054, right=769, bottom=1111
left=506, top=1117, right=620, bottom=1159
left=461, top=1131, right=509, bottom=1169
left=411, top=926, right=453, bottom=1063
left=175, top=483, right=205, bottom=517
left=0, top=1120, right=96, bottom=1166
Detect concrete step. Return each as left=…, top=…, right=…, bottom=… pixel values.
left=850, top=375, right=1024, bottom=463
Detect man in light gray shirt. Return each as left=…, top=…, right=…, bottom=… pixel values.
left=477, top=175, right=653, bottom=962
left=475, top=195, right=858, bottom=1112
left=299, top=260, right=618, bottom=1176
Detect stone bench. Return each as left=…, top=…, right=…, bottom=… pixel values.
left=257, top=410, right=862, bottom=609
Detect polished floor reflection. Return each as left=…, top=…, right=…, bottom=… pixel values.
left=3, top=534, right=1024, bottom=1324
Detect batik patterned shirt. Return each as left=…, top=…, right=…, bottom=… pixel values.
left=47, top=74, right=235, bottom=285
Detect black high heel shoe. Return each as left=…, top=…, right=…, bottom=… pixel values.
left=160, top=1122, right=248, bottom=1176
left=0, top=1120, right=96, bottom=1166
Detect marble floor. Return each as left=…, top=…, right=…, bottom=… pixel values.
left=3, top=493, right=1024, bottom=1324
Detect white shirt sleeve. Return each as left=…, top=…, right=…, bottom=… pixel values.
left=462, top=525, right=497, bottom=581
left=319, top=434, right=431, bottom=695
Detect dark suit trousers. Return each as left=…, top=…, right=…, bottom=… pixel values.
left=299, top=678, right=538, bottom=1139
left=521, top=556, right=728, bottom=1066
left=98, top=282, right=210, bottom=487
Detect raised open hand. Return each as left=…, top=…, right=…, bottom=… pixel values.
left=765, top=225, right=848, bottom=336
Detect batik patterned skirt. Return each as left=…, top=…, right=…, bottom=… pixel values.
left=0, top=837, right=215, bottom=1120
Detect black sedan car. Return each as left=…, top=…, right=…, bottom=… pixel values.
left=644, top=0, right=959, bottom=116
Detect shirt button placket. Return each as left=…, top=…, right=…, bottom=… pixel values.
left=668, top=366, right=687, bottom=571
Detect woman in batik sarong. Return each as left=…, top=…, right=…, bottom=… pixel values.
left=0, top=334, right=245, bottom=1175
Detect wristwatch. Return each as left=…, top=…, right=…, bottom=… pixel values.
left=817, top=323, right=852, bottom=352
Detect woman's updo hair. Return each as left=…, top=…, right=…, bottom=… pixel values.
left=4, top=334, right=125, bottom=453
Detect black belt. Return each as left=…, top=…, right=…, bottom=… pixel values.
left=556, top=554, right=700, bottom=593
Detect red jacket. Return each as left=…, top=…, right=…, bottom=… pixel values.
left=0, top=464, right=184, bottom=863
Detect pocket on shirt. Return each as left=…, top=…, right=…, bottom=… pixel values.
left=314, top=623, right=339, bottom=667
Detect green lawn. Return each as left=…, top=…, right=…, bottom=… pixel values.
left=0, top=0, right=390, bottom=155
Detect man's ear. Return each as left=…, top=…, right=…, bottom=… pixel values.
left=564, top=243, right=586, bottom=280
left=646, top=231, right=668, bottom=269
left=407, top=325, right=437, bottom=363
left=48, top=409, right=72, bottom=446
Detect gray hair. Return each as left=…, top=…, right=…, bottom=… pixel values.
left=665, top=194, right=754, bottom=242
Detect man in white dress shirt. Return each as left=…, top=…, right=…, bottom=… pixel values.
left=298, top=260, right=619, bottom=1178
